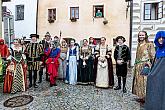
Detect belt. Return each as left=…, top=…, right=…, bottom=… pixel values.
left=70, top=54, right=76, bottom=56
left=135, top=59, right=150, bottom=65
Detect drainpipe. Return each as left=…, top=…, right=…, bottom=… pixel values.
left=0, top=1, right=2, bottom=38
left=129, top=0, right=133, bottom=67
left=36, top=0, right=39, bottom=34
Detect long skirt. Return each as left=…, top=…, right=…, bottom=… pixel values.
left=145, top=58, right=165, bottom=110
left=68, top=56, right=77, bottom=85
left=58, top=53, right=67, bottom=79
left=88, top=56, right=94, bottom=83
left=11, top=63, right=26, bottom=93
left=132, top=60, right=151, bottom=98
left=96, top=59, right=109, bottom=88
left=0, top=57, right=2, bottom=82
left=78, top=59, right=89, bottom=84
left=3, top=71, right=13, bottom=93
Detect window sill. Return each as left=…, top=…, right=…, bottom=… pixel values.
left=94, top=16, right=104, bottom=18
left=141, top=19, right=161, bottom=24
left=15, top=19, right=24, bottom=21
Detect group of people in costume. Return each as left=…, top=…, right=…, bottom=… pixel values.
left=0, top=32, right=131, bottom=94
left=1, top=30, right=164, bottom=109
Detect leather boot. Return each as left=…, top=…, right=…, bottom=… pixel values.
left=114, top=77, right=121, bottom=90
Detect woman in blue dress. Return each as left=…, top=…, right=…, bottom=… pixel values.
left=66, top=39, right=79, bottom=85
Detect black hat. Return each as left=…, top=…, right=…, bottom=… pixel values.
left=116, top=36, right=126, bottom=42
left=30, top=34, right=39, bottom=38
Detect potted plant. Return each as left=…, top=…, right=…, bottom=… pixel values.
left=70, top=17, right=77, bottom=22
left=103, top=18, right=108, bottom=25
left=48, top=18, right=54, bottom=23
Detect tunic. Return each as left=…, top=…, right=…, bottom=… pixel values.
left=114, top=44, right=131, bottom=77
left=132, top=42, right=155, bottom=98
left=45, top=47, right=60, bottom=85
left=25, top=43, right=43, bottom=71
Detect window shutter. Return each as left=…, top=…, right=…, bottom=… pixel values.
left=53, top=9, right=56, bottom=20
left=158, top=1, right=163, bottom=19
left=48, top=9, right=52, bottom=21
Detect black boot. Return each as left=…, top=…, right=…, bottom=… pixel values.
left=122, top=77, right=127, bottom=93
left=46, top=73, right=49, bottom=82
left=114, top=77, right=121, bottom=90
left=50, top=83, right=54, bottom=87
left=33, top=71, right=38, bottom=88
left=29, top=71, right=33, bottom=88
left=38, top=69, right=43, bottom=83
left=54, top=77, right=57, bottom=86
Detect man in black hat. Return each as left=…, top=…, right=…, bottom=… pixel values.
left=114, top=36, right=131, bottom=93
left=39, top=32, right=52, bottom=82
left=25, top=34, right=43, bottom=88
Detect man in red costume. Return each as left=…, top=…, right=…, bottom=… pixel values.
left=0, top=38, right=10, bottom=59
left=45, top=40, right=60, bottom=87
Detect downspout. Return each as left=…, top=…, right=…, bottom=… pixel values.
left=0, top=1, right=2, bottom=38
left=36, top=0, right=39, bottom=34
left=129, top=0, right=133, bottom=67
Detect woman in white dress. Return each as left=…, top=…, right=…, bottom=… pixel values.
left=95, top=37, right=114, bottom=88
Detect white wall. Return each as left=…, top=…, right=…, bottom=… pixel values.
left=132, top=0, right=165, bottom=66
left=2, top=0, right=37, bottom=39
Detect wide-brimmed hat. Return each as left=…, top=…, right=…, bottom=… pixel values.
left=116, top=36, right=126, bottom=42
left=45, top=32, right=51, bottom=37
left=30, top=34, right=39, bottom=38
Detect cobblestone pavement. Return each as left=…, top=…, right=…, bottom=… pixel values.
left=0, top=68, right=144, bottom=110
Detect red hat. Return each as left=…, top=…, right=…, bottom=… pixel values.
left=0, top=39, right=4, bottom=44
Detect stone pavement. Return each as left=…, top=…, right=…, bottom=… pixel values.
left=0, top=68, right=144, bottom=110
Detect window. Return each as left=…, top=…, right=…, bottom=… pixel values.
left=15, top=5, right=24, bottom=21
left=70, top=7, right=79, bottom=19
left=113, top=38, right=117, bottom=46
left=94, top=38, right=101, bottom=45
left=2, top=0, right=11, bottom=2
left=63, top=38, right=75, bottom=46
left=2, top=6, right=7, bottom=19
left=48, top=8, right=56, bottom=23
left=93, top=5, right=104, bottom=18
left=144, top=2, right=163, bottom=20
left=2, top=6, right=7, bottom=13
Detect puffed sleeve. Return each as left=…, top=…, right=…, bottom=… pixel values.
left=107, top=45, right=112, bottom=56
left=80, top=47, right=83, bottom=59
left=148, top=42, right=156, bottom=63
left=76, top=46, right=79, bottom=61
left=95, top=45, right=100, bottom=58
left=66, top=47, right=69, bottom=62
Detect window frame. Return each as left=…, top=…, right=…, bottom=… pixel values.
left=48, top=8, right=56, bottom=23
left=93, top=5, right=104, bottom=18
left=70, top=7, right=79, bottom=19
left=143, top=2, right=160, bottom=20
left=15, top=5, right=24, bottom=21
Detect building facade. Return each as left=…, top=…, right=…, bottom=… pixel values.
left=132, top=0, right=165, bottom=65
left=2, top=0, right=38, bottom=39
left=38, top=0, right=131, bottom=46
left=1, top=0, right=11, bottom=38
